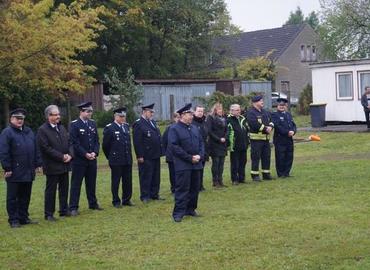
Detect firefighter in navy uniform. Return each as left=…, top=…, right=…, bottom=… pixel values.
left=272, top=98, right=297, bottom=178
left=168, top=103, right=204, bottom=222
left=0, top=109, right=42, bottom=228
left=102, top=107, right=134, bottom=208
left=132, top=103, right=163, bottom=203
left=69, top=101, right=103, bottom=216
left=246, top=95, right=274, bottom=181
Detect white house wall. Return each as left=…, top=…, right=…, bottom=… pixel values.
left=312, top=63, right=370, bottom=122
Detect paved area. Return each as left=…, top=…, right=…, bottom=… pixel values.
left=298, top=125, right=369, bottom=133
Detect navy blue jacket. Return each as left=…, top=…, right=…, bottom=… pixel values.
left=168, top=121, right=204, bottom=172
left=132, top=117, right=162, bottom=160
left=0, top=125, right=42, bottom=182
left=272, top=111, right=297, bottom=145
left=102, top=122, right=132, bottom=166
left=69, top=118, right=100, bottom=165
left=162, top=124, right=175, bottom=163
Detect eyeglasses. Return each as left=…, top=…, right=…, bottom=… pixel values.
left=15, top=117, right=25, bottom=120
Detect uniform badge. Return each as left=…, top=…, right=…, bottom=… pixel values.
left=147, top=130, right=151, bottom=137
left=280, top=117, right=284, bottom=120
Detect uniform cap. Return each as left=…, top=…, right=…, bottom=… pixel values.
left=176, top=103, right=193, bottom=114
left=251, top=95, right=263, bottom=103
left=141, top=103, right=155, bottom=111
left=77, top=101, right=93, bottom=111
left=113, top=107, right=127, bottom=116
left=276, top=97, right=288, bottom=104
left=10, top=108, right=26, bottom=119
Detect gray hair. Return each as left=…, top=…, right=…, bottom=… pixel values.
left=44, top=105, right=59, bottom=119
left=230, top=104, right=240, bottom=110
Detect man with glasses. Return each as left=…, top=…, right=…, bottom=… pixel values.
left=133, top=103, right=163, bottom=203
left=0, top=109, right=42, bottom=228
left=69, top=102, right=103, bottom=216
left=271, top=98, right=296, bottom=178
left=102, top=107, right=134, bottom=208
left=37, top=105, right=72, bottom=221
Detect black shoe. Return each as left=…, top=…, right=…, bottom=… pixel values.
left=232, top=181, right=239, bottom=185
left=60, top=211, right=71, bottom=217
left=113, top=204, right=122, bottom=208
left=239, top=181, right=246, bottom=184
left=199, top=186, right=206, bottom=192
left=122, top=201, right=135, bottom=207
left=152, top=197, right=165, bottom=201
left=9, top=221, right=21, bottom=228
left=262, top=173, right=274, bottom=180
left=173, top=217, right=182, bottom=222
left=186, top=211, right=200, bottom=217
left=219, top=182, right=228, bottom=188
left=251, top=175, right=262, bottom=182
left=70, top=210, right=79, bottom=216
left=45, top=216, right=57, bottom=222
left=89, top=205, right=104, bottom=211
left=19, top=218, right=38, bottom=225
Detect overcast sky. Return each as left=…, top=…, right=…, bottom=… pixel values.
left=224, top=0, right=321, bottom=32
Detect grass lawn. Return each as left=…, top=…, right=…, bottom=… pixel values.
left=1, top=119, right=370, bottom=269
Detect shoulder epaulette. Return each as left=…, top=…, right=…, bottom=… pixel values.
left=105, top=123, right=112, bottom=127
left=90, top=119, right=95, bottom=121
left=71, top=119, right=78, bottom=123
left=135, top=119, right=140, bottom=122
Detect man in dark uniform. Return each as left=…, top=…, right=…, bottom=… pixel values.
left=37, top=105, right=72, bottom=221
left=361, top=86, right=370, bottom=129
left=192, top=105, right=208, bottom=191
left=227, top=104, right=249, bottom=185
left=0, top=109, right=42, bottom=228
left=272, top=98, right=297, bottom=178
left=69, top=101, right=102, bottom=216
left=168, top=103, right=204, bottom=222
left=102, top=107, right=134, bottom=208
left=132, top=103, right=163, bottom=203
left=246, top=96, right=274, bottom=182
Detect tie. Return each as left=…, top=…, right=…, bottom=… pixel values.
left=121, top=124, right=126, bottom=133
left=55, top=125, right=59, bottom=132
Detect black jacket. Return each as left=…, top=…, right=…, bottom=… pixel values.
left=272, top=111, right=297, bottom=145
left=226, top=114, right=249, bottom=152
left=37, top=122, right=71, bottom=175
left=206, top=114, right=227, bottom=157
left=192, top=115, right=208, bottom=159
left=0, top=125, right=42, bottom=182
left=102, top=122, right=132, bottom=166
left=162, top=124, right=174, bottom=163
left=361, top=93, right=370, bottom=111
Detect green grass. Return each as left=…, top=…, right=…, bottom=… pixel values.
left=1, top=126, right=370, bottom=269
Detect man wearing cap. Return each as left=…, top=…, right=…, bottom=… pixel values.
left=102, top=107, right=134, bottom=208
left=37, top=105, right=72, bottom=221
left=133, top=103, right=163, bottom=203
left=0, top=109, right=42, bottom=228
left=272, top=98, right=297, bottom=178
left=168, top=103, right=204, bottom=222
left=69, top=102, right=102, bottom=216
left=246, top=95, right=274, bottom=181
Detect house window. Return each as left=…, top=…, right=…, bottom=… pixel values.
left=358, top=71, right=370, bottom=97
left=336, top=72, right=353, bottom=100
left=306, top=45, right=311, bottom=61
left=312, top=46, right=317, bottom=61
left=300, top=45, right=305, bottom=61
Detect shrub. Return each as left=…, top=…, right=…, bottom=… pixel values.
left=297, top=84, right=313, bottom=115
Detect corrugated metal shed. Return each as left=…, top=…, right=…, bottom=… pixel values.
left=241, top=81, right=272, bottom=109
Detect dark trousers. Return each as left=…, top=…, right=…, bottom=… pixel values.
left=364, top=109, right=370, bottom=128
left=230, top=150, right=247, bottom=182
left=6, top=181, right=33, bottom=224
left=110, top=164, right=132, bottom=205
left=138, top=158, right=160, bottom=200
left=199, top=161, right=205, bottom=190
left=274, top=143, right=294, bottom=177
left=210, top=156, right=225, bottom=182
left=69, top=162, right=98, bottom=210
left=173, top=170, right=200, bottom=219
left=250, top=140, right=271, bottom=175
left=45, top=173, right=69, bottom=217
left=167, top=162, right=176, bottom=193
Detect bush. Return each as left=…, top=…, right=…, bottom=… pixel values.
left=297, top=84, right=313, bottom=115
left=94, top=110, right=114, bottom=128
left=195, top=91, right=252, bottom=113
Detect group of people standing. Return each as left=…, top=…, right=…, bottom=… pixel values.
left=0, top=95, right=296, bottom=227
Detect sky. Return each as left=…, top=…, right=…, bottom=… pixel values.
left=224, top=0, right=321, bottom=32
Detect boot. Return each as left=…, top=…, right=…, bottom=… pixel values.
left=212, top=180, right=220, bottom=188
left=251, top=174, right=261, bottom=182
left=219, top=180, right=228, bottom=188
left=262, top=173, right=274, bottom=180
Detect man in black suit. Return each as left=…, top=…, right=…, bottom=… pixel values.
left=37, top=105, right=72, bottom=221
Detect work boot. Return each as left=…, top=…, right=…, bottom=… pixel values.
left=262, top=173, right=274, bottom=180
left=219, top=180, right=228, bottom=188
left=251, top=174, right=261, bottom=182
left=212, top=180, right=220, bottom=188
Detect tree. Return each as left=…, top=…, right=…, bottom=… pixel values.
left=217, top=51, right=276, bottom=81
left=319, top=0, right=370, bottom=59
left=0, top=0, right=104, bottom=121
left=284, top=7, right=319, bottom=30
left=104, top=67, right=143, bottom=124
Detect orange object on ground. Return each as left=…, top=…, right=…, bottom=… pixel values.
left=309, top=134, right=321, bottom=141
